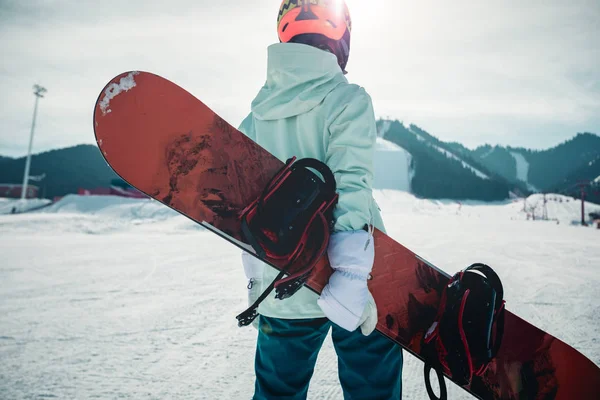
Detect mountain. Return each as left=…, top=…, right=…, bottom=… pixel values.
left=551, top=155, right=600, bottom=205
left=461, top=133, right=600, bottom=192
left=378, top=120, right=527, bottom=201
left=0, top=145, right=118, bottom=198
left=3, top=127, right=598, bottom=204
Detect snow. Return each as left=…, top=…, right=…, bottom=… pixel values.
left=518, top=193, right=598, bottom=223
left=594, top=175, right=600, bottom=183
left=0, top=198, right=52, bottom=214
left=98, top=71, right=139, bottom=115
left=480, top=147, right=495, bottom=159
left=510, top=151, right=538, bottom=191
left=382, top=121, right=487, bottom=180
left=376, top=137, right=404, bottom=151
left=43, top=195, right=167, bottom=217
left=1, top=193, right=599, bottom=399
left=510, top=151, right=529, bottom=182
left=431, top=144, right=490, bottom=180
left=374, top=138, right=413, bottom=192
left=406, top=123, right=426, bottom=142
left=377, top=120, right=392, bottom=138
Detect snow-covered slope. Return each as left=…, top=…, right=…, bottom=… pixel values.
left=373, top=138, right=413, bottom=192
left=1, top=194, right=599, bottom=400
left=44, top=194, right=175, bottom=219
left=373, top=191, right=600, bottom=225
left=403, top=122, right=489, bottom=180
left=377, top=120, right=392, bottom=138
left=21, top=192, right=600, bottom=227
left=0, top=198, right=52, bottom=214
left=403, top=122, right=425, bottom=142
left=510, top=151, right=529, bottom=182
left=479, top=147, right=495, bottom=159
left=431, top=144, right=489, bottom=179
left=510, top=151, right=538, bottom=191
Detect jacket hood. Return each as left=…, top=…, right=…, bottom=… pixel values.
left=251, top=43, right=348, bottom=121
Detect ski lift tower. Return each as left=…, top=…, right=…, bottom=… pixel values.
left=21, top=84, right=47, bottom=201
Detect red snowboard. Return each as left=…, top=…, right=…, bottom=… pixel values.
left=93, top=71, right=600, bottom=400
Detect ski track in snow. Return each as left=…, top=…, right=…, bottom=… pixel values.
left=510, top=151, right=538, bottom=191
left=479, top=147, right=495, bottom=159
left=1, top=193, right=599, bottom=399
left=510, top=151, right=529, bottom=183
left=431, top=145, right=489, bottom=180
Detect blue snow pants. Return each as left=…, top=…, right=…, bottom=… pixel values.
left=252, top=316, right=403, bottom=400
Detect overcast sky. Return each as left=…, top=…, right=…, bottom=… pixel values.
left=1, top=0, right=598, bottom=157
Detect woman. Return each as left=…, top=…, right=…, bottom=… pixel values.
left=238, top=1, right=403, bottom=399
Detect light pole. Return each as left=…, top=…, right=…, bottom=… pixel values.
left=20, top=84, right=47, bottom=201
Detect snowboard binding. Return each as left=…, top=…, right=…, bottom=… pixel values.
left=423, top=263, right=506, bottom=400
left=236, top=157, right=338, bottom=327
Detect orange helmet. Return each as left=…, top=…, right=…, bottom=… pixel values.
left=277, top=0, right=352, bottom=72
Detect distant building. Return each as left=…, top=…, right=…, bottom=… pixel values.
left=77, top=177, right=147, bottom=199
left=0, top=184, right=39, bottom=199
left=78, top=186, right=146, bottom=199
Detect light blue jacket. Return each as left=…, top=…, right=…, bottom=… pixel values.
left=239, top=43, right=384, bottom=319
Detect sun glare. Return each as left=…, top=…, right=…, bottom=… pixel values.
left=332, top=0, right=345, bottom=17
left=344, top=0, right=386, bottom=27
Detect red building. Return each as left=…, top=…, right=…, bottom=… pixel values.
left=78, top=186, right=147, bottom=199
left=0, top=184, right=39, bottom=199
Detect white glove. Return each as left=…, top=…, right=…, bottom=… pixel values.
left=241, top=252, right=264, bottom=329
left=317, top=230, right=378, bottom=336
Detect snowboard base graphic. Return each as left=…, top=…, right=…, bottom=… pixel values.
left=93, top=71, right=600, bottom=399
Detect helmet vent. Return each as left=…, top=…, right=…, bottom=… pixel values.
left=326, top=19, right=337, bottom=28
left=296, top=6, right=319, bottom=21
left=282, top=22, right=289, bottom=33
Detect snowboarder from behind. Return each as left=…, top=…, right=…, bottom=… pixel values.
left=238, top=1, right=403, bottom=398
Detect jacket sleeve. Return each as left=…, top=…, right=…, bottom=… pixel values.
left=238, top=113, right=256, bottom=141
left=325, top=87, right=376, bottom=232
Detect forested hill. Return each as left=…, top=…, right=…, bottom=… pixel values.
left=2, top=128, right=598, bottom=204
left=463, top=133, right=600, bottom=191
left=378, top=120, right=528, bottom=201
left=0, top=145, right=118, bottom=198
left=377, top=119, right=599, bottom=203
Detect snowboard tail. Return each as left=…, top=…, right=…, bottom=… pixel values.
left=94, top=71, right=600, bottom=400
